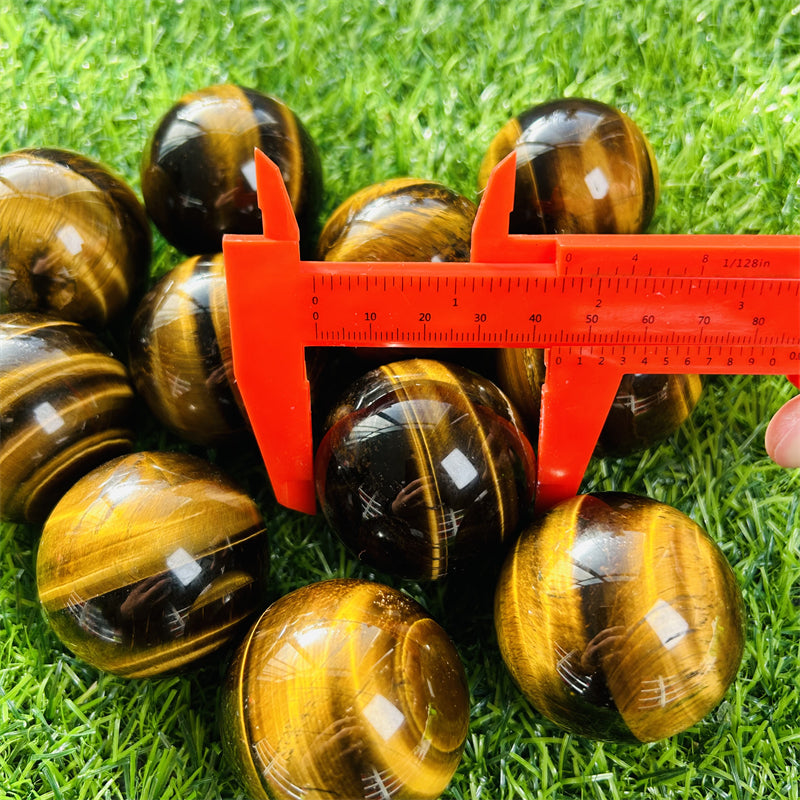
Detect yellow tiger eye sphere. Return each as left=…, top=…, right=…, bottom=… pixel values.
left=317, top=178, right=476, bottom=262
left=478, top=98, right=659, bottom=235
left=128, top=253, right=249, bottom=446
left=36, top=451, right=268, bottom=678
left=0, top=311, right=135, bottom=523
left=315, top=359, right=536, bottom=580
left=0, top=148, right=151, bottom=326
left=494, top=493, right=745, bottom=743
left=220, top=579, right=469, bottom=800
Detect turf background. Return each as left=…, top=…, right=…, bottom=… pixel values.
left=1, top=1, right=799, bottom=798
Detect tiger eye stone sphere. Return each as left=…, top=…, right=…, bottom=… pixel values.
left=494, top=493, right=745, bottom=743
left=141, top=84, right=323, bottom=255
left=315, top=359, right=536, bottom=580
left=0, top=312, right=135, bottom=523
left=220, top=579, right=469, bottom=800
left=128, top=253, right=249, bottom=446
left=478, top=98, right=658, bottom=235
left=316, top=178, right=476, bottom=262
left=497, top=348, right=703, bottom=456
left=0, top=148, right=152, bottom=326
left=36, top=451, right=268, bottom=678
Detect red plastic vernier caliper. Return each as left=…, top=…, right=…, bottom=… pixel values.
left=223, top=150, right=800, bottom=514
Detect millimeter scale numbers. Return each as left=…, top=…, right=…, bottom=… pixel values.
left=223, top=151, right=800, bottom=515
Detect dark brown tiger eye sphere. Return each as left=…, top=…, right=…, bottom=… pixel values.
left=0, top=148, right=152, bottom=326
left=597, top=372, right=703, bottom=456
left=220, top=579, right=469, bottom=800
left=0, top=312, right=135, bottom=523
left=494, top=493, right=745, bottom=743
left=496, top=348, right=703, bottom=456
left=478, top=98, right=659, bottom=235
left=316, top=178, right=476, bottom=262
left=315, top=359, right=536, bottom=580
left=141, top=84, right=323, bottom=255
left=128, top=253, right=249, bottom=446
left=36, top=451, right=268, bottom=678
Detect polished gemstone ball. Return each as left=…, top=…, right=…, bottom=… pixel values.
left=494, top=492, right=745, bottom=743
left=478, top=97, right=659, bottom=234
left=496, top=348, right=703, bottom=456
left=141, top=84, right=323, bottom=255
left=220, top=579, right=469, bottom=800
left=0, top=312, right=135, bottom=523
left=0, top=148, right=151, bottom=326
left=315, top=359, right=536, bottom=580
left=128, top=252, right=249, bottom=446
left=317, top=178, right=476, bottom=262
left=37, top=451, right=268, bottom=678
left=484, top=101, right=695, bottom=454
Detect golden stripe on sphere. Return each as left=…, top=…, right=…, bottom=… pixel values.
left=477, top=118, right=522, bottom=190
left=128, top=253, right=248, bottom=445
left=276, top=99, right=303, bottom=208
left=0, top=364, right=132, bottom=470
left=220, top=624, right=266, bottom=799
left=1, top=349, right=128, bottom=405
left=38, top=453, right=265, bottom=606
left=575, top=120, right=620, bottom=232
left=45, top=604, right=255, bottom=679
left=497, top=497, right=602, bottom=736
left=140, top=258, right=213, bottom=431
left=619, top=112, right=660, bottom=218
left=317, top=179, right=475, bottom=263
left=495, top=347, right=545, bottom=429
left=189, top=86, right=260, bottom=234
left=435, top=362, right=511, bottom=540
left=2, top=400, right=133, bottom=513
left=19, top=429, right=133, bottom=520
left=382, top=362, right=449, bottom=579
left=207, top=253, right=246, bottom=415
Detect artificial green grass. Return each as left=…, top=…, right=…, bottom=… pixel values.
left=1, top=0, right=799, bottom=798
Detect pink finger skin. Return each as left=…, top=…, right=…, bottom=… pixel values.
left=765, top=395, right=800, bottom=468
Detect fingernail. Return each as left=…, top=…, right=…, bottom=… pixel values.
left=766, top=396, right=800, bottom=468
left=771, top=430, right=800, bottom=468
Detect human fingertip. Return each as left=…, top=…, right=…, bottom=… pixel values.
left=765, top=394, right=800, bottom=468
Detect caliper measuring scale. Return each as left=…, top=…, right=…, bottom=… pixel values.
left=224, top=151, right=800, bottom=514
